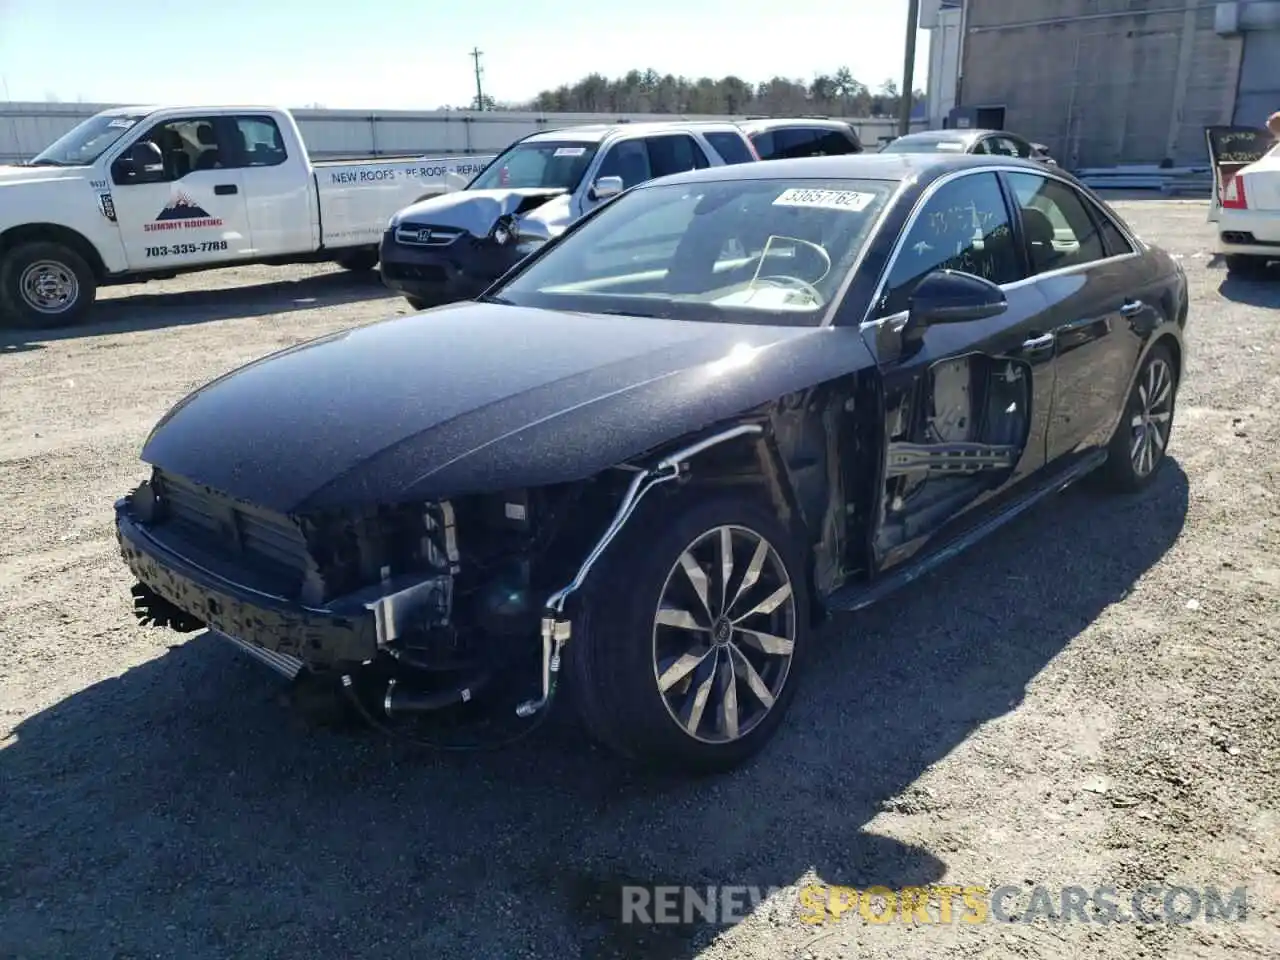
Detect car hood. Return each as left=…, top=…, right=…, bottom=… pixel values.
left=140, top=301, right=876, bottom=514
left=0, top=164, right=89, bottom=186
left=393, top=187, right=569, bottom=237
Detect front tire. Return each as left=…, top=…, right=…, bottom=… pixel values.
left=0, top=241, right=97, bottom=329
left=1098, top=342, right=1178, bottom=493
left=567, top=491, right=811, bottom=773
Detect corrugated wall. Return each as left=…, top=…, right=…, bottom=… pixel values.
left=0, top=102, right=927, bottom=165
left=959, top=0, right=1242, bottom=168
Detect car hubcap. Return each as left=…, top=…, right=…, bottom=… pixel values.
left=652, top=524, right=796, bottom=744
left=1130, top=357, right=1174, bottom=477
left=18, top=260, right=78, bottom=314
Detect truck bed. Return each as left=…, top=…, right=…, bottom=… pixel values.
left=312, top=153, right=496, bottom=249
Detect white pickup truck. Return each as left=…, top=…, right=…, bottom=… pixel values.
left=0, top=104, right=497, bottom=328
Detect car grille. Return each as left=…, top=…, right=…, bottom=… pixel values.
left=394, top=223, right=464, bottom=247
left=154, top=470, right=312, bottom=588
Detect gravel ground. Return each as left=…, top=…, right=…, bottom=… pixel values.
left=1, top=198, right=1278, bottom=960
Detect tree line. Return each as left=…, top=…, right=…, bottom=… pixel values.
left=475, top=68, right=925, bottom=118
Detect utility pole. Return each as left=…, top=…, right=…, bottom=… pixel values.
left=898, top=0, right=920, bottom=136
left=469, top=47, right=485, bottom=111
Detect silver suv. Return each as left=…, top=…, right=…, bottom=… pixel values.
left=380, top=120, right=758, bottom=307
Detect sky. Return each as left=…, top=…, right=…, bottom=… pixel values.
left=0, top=0, right=932, bottom=110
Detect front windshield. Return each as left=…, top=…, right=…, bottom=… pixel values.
left=881, top=137, right=968, bottom=155
left=467, top=140, right=598, bottom=191
left=29, top=113, right=147, bottom=167
left=491, top=177, right=894, bottom=326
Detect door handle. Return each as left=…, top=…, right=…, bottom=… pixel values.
left=214, top=184, right=238, bottom=195
left=1119, top=299, right=1144, bottom=317
left=1021, top=332, right=1056, bottom=351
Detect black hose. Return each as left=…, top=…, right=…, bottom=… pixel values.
left=340, top=673, right=559, bottom=752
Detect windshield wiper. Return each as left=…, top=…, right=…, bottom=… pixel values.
left=26, top=158, right=66, bottom=167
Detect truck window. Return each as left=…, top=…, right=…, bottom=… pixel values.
left=113, top=116, right=226, bottom=184
left=645, top=134, right=709, bottom=177
left=704, top=131, right=757, bottom=165
left=232, top=116, right=288, bottom=167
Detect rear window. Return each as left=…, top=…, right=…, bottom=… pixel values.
left=705, top=131, right=757, bottom=165
left=750, top=126, right=860, bottom=161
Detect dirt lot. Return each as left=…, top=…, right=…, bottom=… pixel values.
left=1, top=198, right=1278, bottom=960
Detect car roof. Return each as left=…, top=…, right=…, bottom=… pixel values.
left=522, top=121, right=744, bottom=145
left=631, top=152, right=1053, bottom=188
left=737, top=117, right=856, bottom=133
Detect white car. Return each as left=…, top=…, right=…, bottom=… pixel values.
left=1206, top=124, right=1280, bottom=276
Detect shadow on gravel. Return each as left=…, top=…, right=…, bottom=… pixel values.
left=0, top=269, right=401, bottom=355
left=0, top=462, right=1190, bottom=960
left=1216, top=264, right=1280, bottom=307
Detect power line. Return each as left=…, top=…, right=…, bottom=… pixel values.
left=470, top=47, right=485, bottom=110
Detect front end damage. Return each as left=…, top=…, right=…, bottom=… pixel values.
left=117, top=422, right=777, bottom=736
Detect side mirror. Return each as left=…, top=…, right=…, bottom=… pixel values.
left=114, top=141, right=166, bottom=183
left=514, top=218, right=553, bottom=246
left=905, top=269, right=1007, bottom=333
left=589, top=175, right=624, bottom=201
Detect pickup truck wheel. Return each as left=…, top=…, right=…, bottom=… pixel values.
left=567, top=491, right=810, bottom=773
left=335, top=249, right=379, bottom=272
left=0, top=242, right=97, bottom=329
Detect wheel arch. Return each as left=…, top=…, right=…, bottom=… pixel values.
left=0, top=222, right=107, bottom=280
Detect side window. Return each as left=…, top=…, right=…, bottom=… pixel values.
left=1005, top=172, right=1107, bottom=274
left=971, top=138, right=990, bottom=155
left=704, top=131, right=756, bottom=165
left=773, top=128, right=821, bottom=159
left=114, top=116, right=222, bottom=184
left=879, top=172, right=1022, bottom=317
left=1095, top=210, right=1135, bottom=257
left=987, top=137, right=1020, bottom=157
left=596, top=139, right=652, bottom=189
left=749, top=130, right=776, bottom=159
left=231, top=115, right=288, bottom=168
left=646, top=134, right=708, bottom=177
left=1005, top=136, right=1033, bottom=158
left=811, top=129, right=861, bottom=155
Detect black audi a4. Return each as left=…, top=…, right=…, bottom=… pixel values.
left=117, top=152, right=1188, bottom=773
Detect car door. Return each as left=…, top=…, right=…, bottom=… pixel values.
left=859, top=169, right=1057, bottom=571
left=106, top=115, right=252, bottom=271
left=1000, top=170, right=1151, bottom=465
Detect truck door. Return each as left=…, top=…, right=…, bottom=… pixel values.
left=107, top=115, right=252, bottom=270
left=228, top=113, right=315, bottom=257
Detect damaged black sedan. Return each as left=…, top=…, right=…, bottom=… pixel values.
left=117, top=153, right=1188, bottom=772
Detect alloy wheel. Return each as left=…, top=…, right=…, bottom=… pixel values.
left=1130, top=356, right=1175, bottom=478
left=651, top=524, right=797, bottom=744
left=18, top=260, right=79, bottom=314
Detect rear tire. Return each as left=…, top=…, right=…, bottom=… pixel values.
left=1097, top=342, right=1178, bottom=493
left=0, top=241, right=97, bottom=330
left=1225, top=254, right=1271, bottom=277
left=566, top=490, right=811, bottom=774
